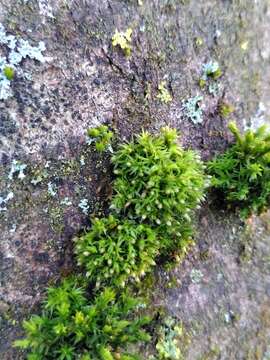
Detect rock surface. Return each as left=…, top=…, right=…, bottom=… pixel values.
left=0, top=0, right=270, bottom=359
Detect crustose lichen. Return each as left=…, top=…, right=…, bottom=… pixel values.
left=0, top=23, right=46, bottom=100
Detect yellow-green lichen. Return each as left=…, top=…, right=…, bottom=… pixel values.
left=112, top=28, right=133, bottom=56
left=157, top=81, right=172, bottom=104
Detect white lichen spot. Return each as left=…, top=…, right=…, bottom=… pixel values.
left=215, top=29, right=222, bottom=38
left=86, top=137, right=95, bottom=146
left=80, top=155, right=85, bottom=166
left=47, top=182, right=57, bottom=197
left=201, top=61, right=220, bottom=80
left=38, top=0, right=55, bottom=20
left=190, top=268, right=204, bottom=284
left=17, top=39, right=46, bottom=63
left=182, top=95, right=204, bottom=124
left=240, top=40, right=249, bottom=51
left=0, top=192, right=14, bottom=211
left=107, top=144, right=114, bottom=154
left=9, top=223, right=17, bottom=233
left=78, top=198, right=90, bottom=215
left=208, top=82, right=221, bottom=96
left=0, top=23, right=46, bottom=100
left=31, top=175, right=43, bottom=186
left=8, top=160, right=27, bottom=180
left=61, top=197, right=72, bottom=206
left=244, top=102, right=269, bottom=131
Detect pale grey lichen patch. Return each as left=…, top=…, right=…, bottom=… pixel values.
left=38, top=0, right=55, bottom=21
left=0, top=192, right=14, bottom=212
left=31, top=176, right=43, bottom=186
left=60, top=197, right=72, bottom=206
left=201, top=61, right=220, bottom=81
left=263, top=348, right=270, bottom=360
left=15, top=40, right=46, bottom=63
left=182, top=95, right=204, bottom=124
left=244, top=102, right=269, bottom=131
left=80, top=155, right=85, bottom=166
left=47, top=182, right=57, bottom=197
left=208, top=82, right=221, bottom=97
left=78, top=198, right=89, bottom=215
left=0, top=57, right=12, bottom=99
left=8, top=160, right=27, bottom=181
left=190, top=269, right=204, bottom=284
left=200, top=60, right=223, bottom=97
left=9, top=223, right=17, bottom=233
left=0, top=23, right=46, bottom=100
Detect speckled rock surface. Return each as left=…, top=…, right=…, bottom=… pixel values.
left=0, top=0, right=270, bottom=359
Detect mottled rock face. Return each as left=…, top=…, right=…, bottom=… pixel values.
left=0, top=0, right=270, bottom=358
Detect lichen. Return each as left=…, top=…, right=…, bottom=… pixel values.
left=78, top=198, right=90, bottom=215
left=8, top=160, right=27, bottom=181
left=60, top=197, right=72, bottom=206
left=38, top=0, right=54, bottom=20
left=201, top=61, right=222, bottom=81
left=47, top=182, right=57, bottom=197
left=0, top=23, right=46, bottom=100
left=190, top=269, right=204, bottom=284
left=112, top=28, right=133, bottom=56
left=208, top=82, right=221, bottom=97
left=244, top=102, right=268, bottom=131
left=155, top=317, right=187, bottom=360
left=157, top=81, right=172, bottom=104
left=0, top=192, right=14, bottom=212
left=182, top=95, right=204, bottom=124
left=199, top=61, right=222, bottom=95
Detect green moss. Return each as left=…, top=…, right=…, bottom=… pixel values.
left=14, top=279, right=151, bottom=359
left=74, top=215, right=158, bottom=288
left=165, top=276, right=178, bottom=289
left=111, top=127, right=208, bottom=253
left=218, top=101, right=234, bottom=118
left=87, top=125, right=114, bottom=153
left=3, top=66, right=15, bottom=80
left=15, top=127, right=209, bottom=359
left=208, top=122, right=270, bottom=217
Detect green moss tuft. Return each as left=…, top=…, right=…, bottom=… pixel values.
left=208, top=122, right=270, bottom=217
left=3, top=66, right=15, bottom=80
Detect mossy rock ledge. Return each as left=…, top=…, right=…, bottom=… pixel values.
left=0, top=0, right=270, bottom=359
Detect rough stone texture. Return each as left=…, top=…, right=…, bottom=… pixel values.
left=0, top=0, right=270, bottom=359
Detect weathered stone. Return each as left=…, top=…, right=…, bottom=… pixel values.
left=0, top=0, right=270, bottom=358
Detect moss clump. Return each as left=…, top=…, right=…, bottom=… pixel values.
left=74, top=215, right=158, bottom=288
left=208, top=122, right=270, bottom=217
left=15, top=127, right=209, bottom=359
left=111, top=127, right=208, bottom=253
left=87, top=125, right=113, bottom=152
left=14, top=279, right=151, bottom=360
left=218, top=101, right=234, bottom=118
left=3, top=66, right=15, bottom=80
